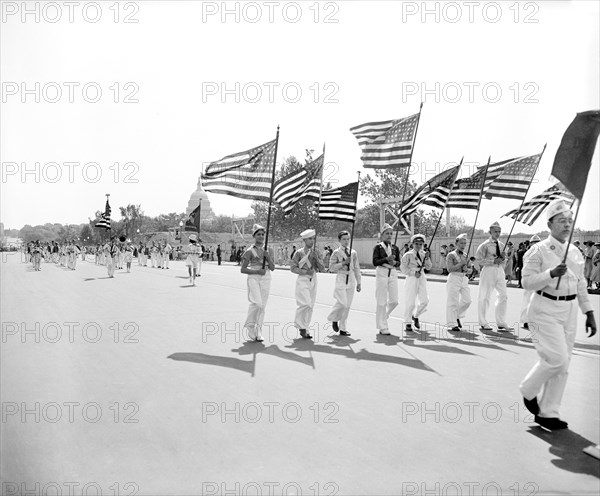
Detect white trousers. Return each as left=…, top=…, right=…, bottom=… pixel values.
left=163, top=255, right=169, bottom=268
left=446, top=273, right=471, bottom=326
left=295, top=274, right=318, bottom=329
left=107, top=257, right=116, bottom=277
left=244, top=272, right=271, bottom=336
left=519, top=294, right=578, bottom=418
left=404, top=274, right=429, bottom=324
left=327, top=273, right=356, bottom=331
left=375, top=267, right=398, bottom=330
left=478, top=265, right=508, bottom=327
left=520, top=289, right=533, bottom=323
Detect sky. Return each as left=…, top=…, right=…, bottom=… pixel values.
left=1, top=0, right=599, bottom=234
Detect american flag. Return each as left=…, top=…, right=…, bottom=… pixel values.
left=95, top=198, right=111, bottom=230
left=485, top=154, right=541, bottom=201
left=319, top=182, right=359, bottom=223
left=202, top=139, right=277, bottom=201
left=350, top=113, right=419, bottom=168
left=446, top=160, right=505, bottom=209
left=272, top=154, right=323, bottom=215
left=400, top=164, right=461, bottom=218
left=502, top=185, right=575, bottom=226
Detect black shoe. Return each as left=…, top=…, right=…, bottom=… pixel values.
left=332, top=321, right=339, bottom=333
left=340, top=330, right=351, bottom=336
left=449, top=326, right=461, bottom=332
left=534, top=415, right=568, bottom=431
left=523, top=396, right=539, bottom=415
left=412, top=316, right=420, bottom=329
left=405, top=324, right=414, bottom=333
left=522, top=322, right=529, bottom=329
left=299, top=329, right=312, bottom=339
left=457, top=319, right=462, bottom=328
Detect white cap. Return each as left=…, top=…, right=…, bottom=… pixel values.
left=529, top=234, right=541, bottom=243
left=381, top=223, right=394, bottom=234
left=490, top=221, right=501, bottom=229
left=252, top=224, right=266, bottom=236
left=300, top=229, right=316, bottom=239
left=411, top=233, right=425, bottom=243
left=189, top=233, right=197, bottom=242
left=546, top=199, right=571, bottom=221
left=456, top=233, right=468, bottom=241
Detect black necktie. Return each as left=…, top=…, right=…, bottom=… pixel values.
left=495, top=241, right=501, bottom=257
left=416, top=251, right=422, bottom=267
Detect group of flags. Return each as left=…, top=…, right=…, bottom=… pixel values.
left=202, top=140, right=360, bottom=224
left=95, top=109, right=599, bottom=241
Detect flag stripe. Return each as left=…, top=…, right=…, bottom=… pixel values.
left=350, top=113, right=419, bottom=169
left=318, top=182, right=358, bottom=222
left=202, top=139, right=276, bottom=202
left=400, top=165, right=461, bottom=217
left=502, top=185, right=574, bottom=226
left=485, top=154, right=541, bottom=201
left=272, top=155, right=324, bottom=214
left=95, top=199, right=111, bottom=230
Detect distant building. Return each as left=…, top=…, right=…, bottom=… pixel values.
left=186, top=177, right=216, bottom=221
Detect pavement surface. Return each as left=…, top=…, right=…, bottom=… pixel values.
left=1, top=255, right=599, bottom=496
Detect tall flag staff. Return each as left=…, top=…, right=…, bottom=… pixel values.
left=425, top=159, right=463, bottom=250
left=262, top=125, right=281, bottom=268
left=350, top=103, right=423, bottom=277
left=345, top=172, right=361, bottom=285
left=391, top=103, right=424, bottom=272
left=551, top=110, right=600, bottom=289
left=465, top=157, right=491, bottom=258
left=201, top=129, right=280, bottom=268
left=184, top=201, right=202, bottom=246
left=312, top=144, right=327, bottom=249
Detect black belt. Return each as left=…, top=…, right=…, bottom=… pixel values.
left=536, top=291, right=576, bottom=301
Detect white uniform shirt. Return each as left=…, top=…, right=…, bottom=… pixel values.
left=522, top=235, right=592, bottom=314
left=475, top=237, right=507, bottom=268
left=400, top=249, right=432, bottom=276
left=329, top=246, right=361, bottom=283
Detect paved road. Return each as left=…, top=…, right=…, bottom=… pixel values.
left=2, top=255, right=599, bottom=496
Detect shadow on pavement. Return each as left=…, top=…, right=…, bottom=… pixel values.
left=527, top=427, right=600, bottom=478
left=285, top=338, right=437, bottom=373
left=168, top=342, right=314, bottom=377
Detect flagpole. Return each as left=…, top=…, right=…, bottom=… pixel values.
left=197, top=200, right=202, bottom=257
left=555, top=198, right=582, bottom=289
left=314, top=143, right=326, bottom=250
left=346, top=172, right=361, bottom=285
left=502, top=144, right=547, bottom=252
left=466, top=156, right=491, bottom=258
left=105, top=193, right=111, bottom=242
left=263, top=125, right=280, bottom=268
left=390, top=102, right=424, bottom=276
left=427, top=158, right=463, bottom=250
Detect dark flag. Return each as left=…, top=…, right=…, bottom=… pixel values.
left=551, top=110, right=600, bottom=200
left=185, top=204, right=201, bottom=232
left=319, top=182, right=359, bottom=222
left=95, top=198, right=111, bottom=230
left=202, top=139, right=277, bottom=201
